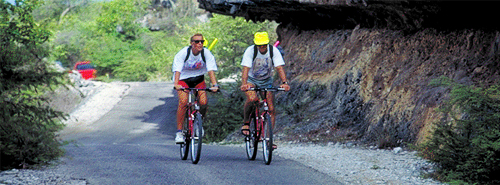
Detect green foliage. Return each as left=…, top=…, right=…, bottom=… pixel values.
left=1, top=0, right=66, bottom=170
left=204, top=81, right=246, bottom=142
left=420, top=76, right=500, bottom=184
left=94, top=0, right=147, bottom=40
left=144, top=32, right=184, bottom=81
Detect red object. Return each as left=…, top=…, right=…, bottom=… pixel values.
left=73, top=61, right=96, bottom=80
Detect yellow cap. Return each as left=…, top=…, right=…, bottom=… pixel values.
left=254, top=32, right=270, bottom=45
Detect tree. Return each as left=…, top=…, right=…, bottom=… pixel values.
left=421, top=77, right=500, bottom=184
left=1, top=0, right=66, bottom=170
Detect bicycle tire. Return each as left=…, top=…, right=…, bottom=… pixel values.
left=180, top=117, right=189, bottom=160
left=245, top=117, right=258, bottom=160
left=262, top=113, right=273, bottom=165
left=190, top=112, right=203, bottom=164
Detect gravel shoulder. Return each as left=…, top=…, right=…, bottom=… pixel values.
left=1, top=81, right=443, bottom=185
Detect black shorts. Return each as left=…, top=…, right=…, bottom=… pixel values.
left=180, top=75, right=205, bottom=88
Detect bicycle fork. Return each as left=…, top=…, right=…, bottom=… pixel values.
left=255, top=100, right=269, bottom=140
left=187, top=91, right=200, bottom=138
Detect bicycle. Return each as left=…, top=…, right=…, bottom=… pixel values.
left=175, top=87, right=215, bottom=164
left=243, top=87, right=285, bottom=165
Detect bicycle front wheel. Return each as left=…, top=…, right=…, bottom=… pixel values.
left=245, top=117, right=258, bottom=160
left=180, top=117, right=189, bottom=160
left=262, top=113, right=273, bottom=165
left=190, top=112, right=203, bottom=164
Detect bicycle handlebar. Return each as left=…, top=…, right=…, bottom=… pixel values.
left=173, top=87, right=220, bottom=92
left=246, top=87, right=286, bottom=92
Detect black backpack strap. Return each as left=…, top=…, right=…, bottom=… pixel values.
left=184, top=46, right=192, bottom=63
left=184, top=46, right=206, bottom=63
left=269, top=44, right=273, bottom=62
left=253, top=45, right=258, bottom=62
left=253, top=44, right=273, bottom=62
left=201, top=48, right=206, bottom=63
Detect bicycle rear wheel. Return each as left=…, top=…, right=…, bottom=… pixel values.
left=180, top=117, right=189, bottom=160
left=245, top=117, right=258, bottom=160
left=262, top=113, right=273, bottom=165
left=190, top=112, right=203, bottom=164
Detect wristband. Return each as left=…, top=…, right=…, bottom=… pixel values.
left=282, top=81, right=289, bottom=85
left=212, top=84, right=219, bottom=87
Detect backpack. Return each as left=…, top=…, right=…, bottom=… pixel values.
left=252, top=44, right=274, bottom=64
left=184, top=46, right=206, bottom=63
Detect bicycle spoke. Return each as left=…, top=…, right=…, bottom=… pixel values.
left=180, top=118, right=189, bottom=160
left=262, top=114, right=273, bottom=165
left=245, top=118, right=258, bottom=160
left=190, top=113, right=203, bottom=164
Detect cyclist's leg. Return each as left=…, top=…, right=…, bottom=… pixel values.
left=242, top=83, right=258, bottom=135
left=176, top=91, right=189, bottom=130
left=266, top=91, right=277, bottom=149
left=266, top=91, right=276, bottom=129
left=176, top=81, right=190, bottom=131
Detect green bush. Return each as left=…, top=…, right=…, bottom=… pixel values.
left=204, top=81, right=245, bottom=142
left=1, top=0, right=66, bottom=170
left=421, top=76, right=500, bottom=184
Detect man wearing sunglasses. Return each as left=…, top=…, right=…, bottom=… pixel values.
left=172, top=33, right=219, bottom=144
left=240, top=32, right=290, bottom=147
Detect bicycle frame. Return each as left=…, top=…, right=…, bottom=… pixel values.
left=253, top=92, right=269, bottom=141
left=186, top=90, right=200, bottom=139
left=177, top=87, right=214, bottom=164
left=244, top=87, right=284, bottom=165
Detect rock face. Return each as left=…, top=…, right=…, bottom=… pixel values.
left=198, top=0, right=500, bottom=31
left=199, top=0, right=500, bottom=146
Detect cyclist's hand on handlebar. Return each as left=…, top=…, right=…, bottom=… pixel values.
left=280, top=84, right=291, bottom=91
left=209, top=86, right=219, bottom=92
left=174, top=84, right=184, bottom=91
left=240, top=83, right=251, bottom=91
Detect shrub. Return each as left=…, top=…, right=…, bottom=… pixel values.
left=204, top=81, right=245, bottom=142
left=1, top=0, right=66, bottom=170
left=421, top=76, right=500, bottom=184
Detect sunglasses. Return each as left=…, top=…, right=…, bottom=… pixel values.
left=192, top=40, right=204, bottom=44
left=256, top=45, right=268, bottom=48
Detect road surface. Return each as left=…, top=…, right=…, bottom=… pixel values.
left=54, top=82, right=342, bottom=184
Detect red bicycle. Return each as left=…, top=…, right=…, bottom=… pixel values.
left=175, top=87, right=214, bottom=164
left=244, top=87, right=285, bottom=165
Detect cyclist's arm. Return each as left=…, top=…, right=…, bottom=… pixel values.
left=208, top=70, right=217, bottom=86
left=174, top=71, right=183, bottom=90
left=207, top=70, right=219, bottom=92
left=275, top=66, right=290, bottom=91
left=275, top=66, right=288, bottom=84
left=242, top=66, right=250, bottom=85
left=240, top=67, right=252, bottom=91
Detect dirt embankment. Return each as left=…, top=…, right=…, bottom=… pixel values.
left=275, top=25, right=500, bottom=146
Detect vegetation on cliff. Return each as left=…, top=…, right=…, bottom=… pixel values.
left=421, top=77, right=500, bottom=184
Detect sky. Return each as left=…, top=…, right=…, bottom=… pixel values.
left=5, top=0, right=16, bottom=4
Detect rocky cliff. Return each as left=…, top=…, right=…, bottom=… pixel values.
left=199, top=0, right=500, bottom=146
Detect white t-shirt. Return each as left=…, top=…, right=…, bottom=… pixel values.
left=241, top=45, right=285, bottom=80
left=172, top=46, right=218, bottom=80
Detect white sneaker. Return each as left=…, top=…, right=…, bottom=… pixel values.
left=175, top=132, right=185, bottom=144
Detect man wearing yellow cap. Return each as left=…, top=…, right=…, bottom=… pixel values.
left=240, top=32, right=290, bottom=146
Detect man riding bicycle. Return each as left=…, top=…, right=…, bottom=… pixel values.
left=172, top=33, right=219, bottom=144
left=240, top=32, right=290, bottom=146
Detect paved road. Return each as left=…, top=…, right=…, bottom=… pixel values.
left=55, top=82, right=342, bottom=184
